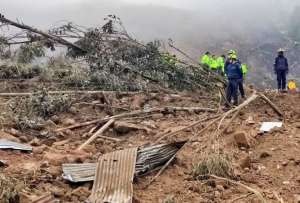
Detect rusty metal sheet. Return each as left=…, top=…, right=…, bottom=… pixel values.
left=88, top=147, right=138, bottom=203
left=62, top=163, right=97, bottom=182
left=0, top=139, right=32, bottom=151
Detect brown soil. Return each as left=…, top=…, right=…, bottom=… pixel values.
left=0, top=84, right=299, bottom=203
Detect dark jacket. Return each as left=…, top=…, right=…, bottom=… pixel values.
left=225, top=60, right=242, bottom=79
left=274, top=55, right=288, bottom=72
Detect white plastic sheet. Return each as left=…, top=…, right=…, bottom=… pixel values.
left=260, top=122, right=283, bottom=132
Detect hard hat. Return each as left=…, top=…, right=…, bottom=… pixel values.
left=277, top=48, right=285, bottom=52
left=231, top=54, right=237, bottom=60
left=228, top=49, right=237, bottom=55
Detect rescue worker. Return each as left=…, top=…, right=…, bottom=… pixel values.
left=217, top=55, right=226, bottom=74
left=238, top=63, right=248, bottom=99
left=210, top=55, right=219, bottom=71
left=225, top=50, right=237, bottom=68
left=224, top=54, right=242, bottom=106
left=274, top=49, right=289, bottom=91
left=201, top=51, right=212, bottom=67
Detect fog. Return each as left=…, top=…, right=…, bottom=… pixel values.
left=1, top=0, right=300, bottom=86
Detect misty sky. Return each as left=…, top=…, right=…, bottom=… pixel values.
left=2, top=0, right=300, bottom=55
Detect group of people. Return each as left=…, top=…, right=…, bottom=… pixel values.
left=201, top=48, right=297, bottom=107
left=201, top=50, right=248, bottom=106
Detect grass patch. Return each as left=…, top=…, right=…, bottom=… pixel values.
left=192, top=153, right=234, bottom=180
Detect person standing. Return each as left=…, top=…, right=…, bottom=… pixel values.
left=274, top=49, right=289, bottom=92
left=217, top=55, right=226, bottom=74
left=238, top=63, right=248, bottom=99
left=201, top=51, right=212, bottom=67
left=224, top=55, right=242, bottom=106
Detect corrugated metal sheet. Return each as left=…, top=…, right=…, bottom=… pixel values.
left=0, top=139, right=32, bottom=151
left=135, top=141, right=185, bottom=176
left=62, top=163, right=97, bottom=182
left=62, top=142, right=186, bottom=183
left=88, top=147, right=138, bottom=203
left=32, top=193, right=59, bottom=203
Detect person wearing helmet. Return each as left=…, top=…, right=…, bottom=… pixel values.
left=224, top=54, right=243, bottom=106
left=200, top=51, right=212, bottom=67
left=274, top=49, right=289, bottom=91
left=225, top=50, right=237, bottom=70
left=217, top=55, right=226, bottom=74
left=210, top=55, right=219, bottom=71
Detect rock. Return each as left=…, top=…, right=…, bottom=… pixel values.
left=40, top=161, right=49, bottom=168
left=151, top=113, right=164, bottom=120
left=47, top=166, right=61, bottom=176
left=282, top=181, right=290, bottom=185
left=216, top=185, right=224, bottom=192
left=239, top=156, right=251, bottom=169
left=43, top=152, right=68, bottom=166
left=130, top=94, right=147, bottom=110
left=225, top=127, right=235, bottom=135
left=0, top=131, right=20, bottom=142
left=19, top=135, right=30, bottom=143
left=233, top=131, right=250, bottom=148
left=30, top=138, right=41, bottom=146
left=69, top=106, right=78, bottom=114
left=50, top=115, right=60, bottom=124
left=294, top=195, right=300, bottom=203
left=281, top=161, right=289, bottom=166
left=62, top=118, right=76, bottom=126
left=246, top=116, right=255, bottom=125
left=52, top=139, right=70, bottom=147
left=114, top=121, right=142, bottom=134
left=43, top=119, right=57, bottom=130
left=71, top=187, right=91, bottom=201
left=260, top=151, right=271, bottom=159
left=33, top=144, right=48, bottom=154
left=50, top=187, right=65, bottom=197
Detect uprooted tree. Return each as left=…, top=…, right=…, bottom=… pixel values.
left=0, top=14, right=225, bottom=92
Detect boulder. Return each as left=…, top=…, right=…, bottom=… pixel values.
left=233, top=131, right=250, bottom=148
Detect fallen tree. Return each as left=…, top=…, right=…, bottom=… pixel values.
left=0, top=14, right=226, bottom=92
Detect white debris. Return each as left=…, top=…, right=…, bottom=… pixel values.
left=260, top=122, right=283, bottom=132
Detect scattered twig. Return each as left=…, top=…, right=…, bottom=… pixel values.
left=209, top=175, right=267, bottom=203
left=230, top=193, right=254, bottom=203
left=77, top=119, right=116, bottom=150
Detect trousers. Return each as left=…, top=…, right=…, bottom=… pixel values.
left=238, top=78, right=245, bottom=98
left=276, top=70, right=287, bottom=90
left=226, top=78, right=239, bottom=105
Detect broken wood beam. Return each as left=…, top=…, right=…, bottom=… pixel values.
left=56, top=106, right=216, bottom=132
left=77, top=119, right=116, bottom=150
left=0, top=90, right=140, bottom=97
left=258, top=93, right=284, bottom=117
left=154, top=114, right=220, bottom=144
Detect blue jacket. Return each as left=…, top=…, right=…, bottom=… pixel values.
left=225, top=60, right=242, bottom=79
left=274, top=55, right=288, bottom=72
